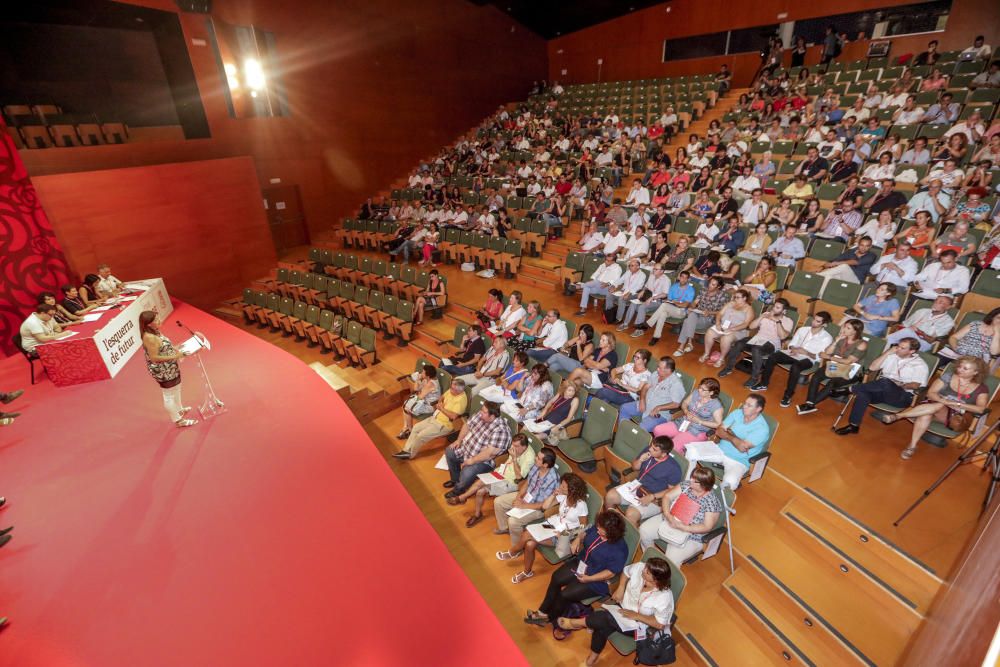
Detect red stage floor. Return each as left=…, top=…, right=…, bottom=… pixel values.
left=0, top=302, right=528, bottom=667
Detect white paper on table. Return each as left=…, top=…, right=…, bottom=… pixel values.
left=616, top=480, right=643, bottom=507
left=434, top=454, right=449, bottom=471
left=526, top=522, right=559, bottom=543
left=523, top=419, right=553, bottom=433
left=119, top=296, right=139, bottom=303
left=81, top=313, right=103, bottom=322
left=50, top=330, right=80, bottom=341
left=90, top=306, right=113, bottom=313
left=124, top=282, right=151, bottom=292
left=601, top=604, right=641, bottom=632
left=506, top=507, right=536, bottom=519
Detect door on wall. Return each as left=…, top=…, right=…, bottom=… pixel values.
left=262, top=185, right=309, bottom=253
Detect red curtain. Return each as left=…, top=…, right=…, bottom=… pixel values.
left=0, top=117, right=72, bottom=357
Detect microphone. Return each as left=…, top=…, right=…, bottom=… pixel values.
left=176, top=320, right=197, bottom=338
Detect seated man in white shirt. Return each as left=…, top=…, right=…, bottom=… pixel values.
left=731, top=165, right=761, bottom=201
left=887, top=295, right=955, bottom=351
left=577, top=255, right=624, bottom=314
left=942, top=111, right=986, bottom=145
left=835, top=338, right=929, bottom=435
left=870, top=242, right=919, bottom=289
left=911, top=250, right=971, bottom=300
left=737, top=189, right=768, bottom=225
left=625, top=180, right=650, bottom=208
left=606, top=259, right=648, bottom=323
left=618, top=265, right=671, bottom=332
left=96, top=264, right=124, bottom=298
left=19, top=304, right=72, bottom=358
left=960, top=35, right=992, bottom=61
left=816, top=130, right=844, bottom=160
left=525, top=310, right=569, bottom=362
left=626, top=204, right=650, bottom=234
left=599, top=223, right=627, bottom=257
left=621, top=227, right=651, bottom=261
left=753, top=312, right=835, bottom=407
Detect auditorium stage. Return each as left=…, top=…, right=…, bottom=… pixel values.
left=0, top=302, right=527, bottom=667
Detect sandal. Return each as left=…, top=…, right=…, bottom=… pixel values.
left=879, top=414, right=899, bottom=425
left=524, top=610, right=549, bottom=625
left=496, top=550, right=520, bottom=561
left=465, top=514, right=485, bottom=528
left=900, top=445, right=917, bottom=460
left=175, top=418, right=198, bottom=428
left=447, top=496, right=466, bottom=506
left=396, top=429, right=410, bottom=440
left=713, top=358, right=724, bottom=368
left=697, top=354, right=709, bottom=363
left=512, top=570, right=535, bottom=584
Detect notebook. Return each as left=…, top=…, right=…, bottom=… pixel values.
left=669, top=492, right=701, bottom=525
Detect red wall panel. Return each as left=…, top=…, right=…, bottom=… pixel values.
left=31, top=157, right=277, bottom=312
left=548, top=0, right=999, bottom=86
left=18, top=0, right=547, bottom=238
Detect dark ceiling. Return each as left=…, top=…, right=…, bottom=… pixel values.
left=477, top=0, right=669, bottom=39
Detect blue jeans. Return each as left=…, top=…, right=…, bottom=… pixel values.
left=580, top=282, right=609, bottom=309
left=526, top=348, right=558, bottom=362
left=446, top=446, right=493, bottom=494
left=618, top=401, right=669, bottom=432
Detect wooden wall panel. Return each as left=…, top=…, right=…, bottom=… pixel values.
left=548, top=0, right=999, bottom=87
left=16, top=0, right=547, bottom=238
left=31, top=157, right=277, bottom=311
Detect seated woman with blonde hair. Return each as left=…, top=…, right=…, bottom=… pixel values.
left=881, top=356, right=990, bottom=460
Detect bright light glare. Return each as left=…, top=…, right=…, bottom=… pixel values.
left=224, top=63, right=240, bottom=90
left=244, top=58, right=266, bottom=91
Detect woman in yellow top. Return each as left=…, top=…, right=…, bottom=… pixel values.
left=782, top=174, right=814, bottom=206
left=742, top=256, right=779, bottom=303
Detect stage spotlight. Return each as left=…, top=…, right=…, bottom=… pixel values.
left=224, top=63, right=240, bottom=89
left=244, top=58, right=266, bottom=91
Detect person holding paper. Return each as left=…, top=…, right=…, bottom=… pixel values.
left=439, top=325, right=486, bottom=376
left=497, top=472, right=589, bottom=584
left=525, top=510, right=629, bottom=630
left=38, top=292, right=83, bottom=327
left=57, top=285, right=100, bottom=317
left=684, top=394, right=770, bottom=489
left=394, top=378, right=467, bottom=460
left=651, top=378, right=724, bottom=454
left=700, top=289, right=754, bottom=367
left=604, top=435, right=682, bottom=526
left=753, top=312, right=834, bottom=408
left=638, top=465, right=722, bottom=563
left=443, top=400, right=511, bottom=497
left=525, top=382, right=581, bottom=439
left=18, top=305, right=73, bottom=358
left=457, top=336, right=510, bottom=397
left=555, top=557, right=674, bottom=665
left=592, top=349, right=654, bottom=407
left=501, top=364, right=553, bottom=420
left=493, top=446, right=560, bottom=543
left=617, top=356, right=686, bottom=432
left=450, top=434, right=534, bottom=526
left=796, top=319, right=868, bottom=415
left=139, top=310, right=197, bottom=428
left=79, top=274, right=106, bottom=307
left=397, top=365, right=441, bottom=440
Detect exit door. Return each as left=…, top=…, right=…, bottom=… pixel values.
left=262, top=185, right=309, bottom=252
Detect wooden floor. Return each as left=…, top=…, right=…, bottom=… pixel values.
left=218, top=95, right=998, bottom=666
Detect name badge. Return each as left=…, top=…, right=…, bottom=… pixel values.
left=635, top=625, right=647, bottom=641
left=678, top=419, right=690, bottom=432
left=523, top=492, right=534, bottom=504
left=576, top=561, right=587, bottom=576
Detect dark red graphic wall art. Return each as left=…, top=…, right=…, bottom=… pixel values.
left=0, top=118, right=73, bottom=357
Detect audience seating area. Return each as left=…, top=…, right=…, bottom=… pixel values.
left=228, top=51, right=1000, bottom=665
left=2, top=104, right=129, bottom=148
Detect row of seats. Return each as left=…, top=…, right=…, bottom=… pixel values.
left=241, top=291, right=378, bottom=367
left=2, top=105, right=128, bottom=149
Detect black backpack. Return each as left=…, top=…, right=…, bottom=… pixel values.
left=634, top=629, right=676, bottom=665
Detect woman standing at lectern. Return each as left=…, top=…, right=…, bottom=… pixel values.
left=140, top=311, right=197, bottom=428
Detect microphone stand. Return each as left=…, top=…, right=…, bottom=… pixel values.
left=176, top=320, right=226, bottom=420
